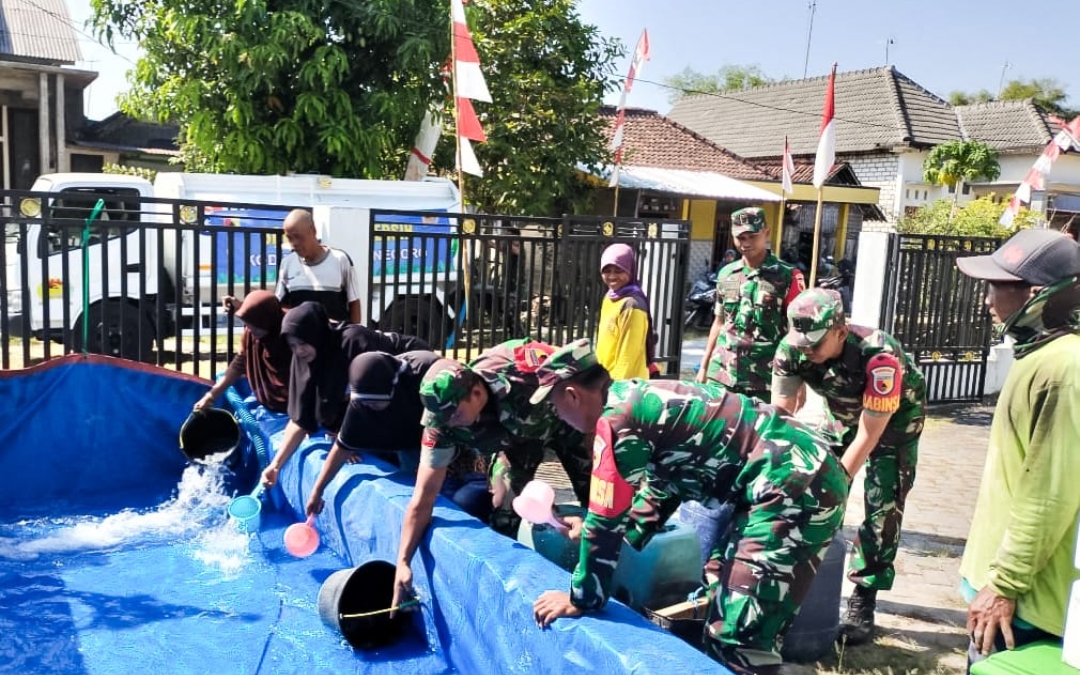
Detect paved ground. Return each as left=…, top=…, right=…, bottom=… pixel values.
left=537, top=336, right=989, bottom=673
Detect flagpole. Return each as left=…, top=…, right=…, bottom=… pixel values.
left=612, top=173, right=621, bottom=216
left=451, top=4, right=472, bottom=340
left=809, top=188, right=824, bottom=286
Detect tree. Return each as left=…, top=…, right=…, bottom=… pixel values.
left=897, top=196, right=1039, bottom=237
left=999, top=78, right=1076, bottom=118
left=91, top=0, right=449, bottom=177
left=90, top=0, right=621, bottom=216
left=948, top=89, right=993, bottom=106
left=441, top=0, right=623, bottom=215
left=949, top=77, right=1076, bottom=118
left=664, top=65, right=774, bottom=103
left=923, top=140, right=1001, bottom=214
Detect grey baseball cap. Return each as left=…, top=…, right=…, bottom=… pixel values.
left=956, top=229, right=1080, bottom=286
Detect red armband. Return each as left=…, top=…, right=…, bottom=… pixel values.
left=863, top=353, right=902, bottom=414
left=588, top=418, right=635, bottom=518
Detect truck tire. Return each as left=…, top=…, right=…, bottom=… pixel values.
left=379, top=297, right=451, bottom=346
left=74, top=300, right=156, bottom=362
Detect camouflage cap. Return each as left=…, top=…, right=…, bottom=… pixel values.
left=419, top=358, right=474, bottom=426
left=528, top=338, right=599, bottom=405
left=786, top=288, right=845, bottom=348
left=730, top=207, right=767, bottom=237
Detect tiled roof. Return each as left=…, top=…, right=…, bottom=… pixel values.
left=750, top=159, right=855, bottom=185
left=955, top=99, right=1054, bottom=151
left=0, top=0, right=81, bottom=64
left=77, top=112, right=181, bottom=155
left=600, top=106, right=774, bottom=180
left=668, top=66, right=960, bottom=159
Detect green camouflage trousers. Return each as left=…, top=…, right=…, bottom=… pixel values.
left=845, top=416, right=922, bottom=590
left=704, top=452, right=849, bottom=674
left=487, top=428, right=592, bottom=536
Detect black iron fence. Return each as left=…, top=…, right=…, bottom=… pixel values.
left=879, top=233, right=1002, bottom=402
left=368, top=210, right=691, bottom=372
left=2, top=189, right=691, bottom=377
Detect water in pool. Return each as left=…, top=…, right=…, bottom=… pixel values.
left=0, top=464, right=447, bottom=675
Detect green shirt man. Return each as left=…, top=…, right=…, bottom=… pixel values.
left=698, top=207, right=805, bottom=399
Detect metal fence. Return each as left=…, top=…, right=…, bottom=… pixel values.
left=2, top=188, right=691, bottom=377
left=368, top=210, right=691, bottom=372
left=879, top=233, right=1002, bottom=402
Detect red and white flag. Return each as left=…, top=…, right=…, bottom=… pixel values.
left=452, top=0, right=489, bottom=177
left=1000, top=114, right=1080, bottom=227
left=609, top=29, right=650, bottom=188
left=781, top=135, right=795, bottom=196
left=812, top=63, right=837, bottom=190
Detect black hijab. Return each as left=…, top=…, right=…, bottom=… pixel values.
left=337, top=350, right=439, bottom=451
left=281, top=302, right=348, bottom=432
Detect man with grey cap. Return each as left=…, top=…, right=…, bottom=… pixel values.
left=772, top=287, right=926, bottom=644
left=697, top=207, right=805, bottom=401
left=954, top=228, right=1080, bottom=667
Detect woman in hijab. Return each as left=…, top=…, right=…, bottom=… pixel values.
left=304, top=349, right=493, bottom=522
left=193, top=290, right=291, bottom=413
left=261, top=302, right=432, bottom=488
left=595, top=243, right=658, bottom=380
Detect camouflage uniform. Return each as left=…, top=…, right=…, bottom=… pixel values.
left=418, top=338, right=592, bottom=535
left=532, top=339, right=849, bottom=675
left=772, top=289, right=926, bottom=591
left=706, top=208, right=805, bottom=400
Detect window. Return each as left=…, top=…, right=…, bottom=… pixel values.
left=43, top=188, right=142, bottom=255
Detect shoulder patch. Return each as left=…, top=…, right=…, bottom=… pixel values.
left=588, top=418, right=635, bottom=518
left=863, top=352, right=902, bottom=413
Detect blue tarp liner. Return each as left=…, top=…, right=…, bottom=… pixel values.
left=0, top=355, right=727, bottom=674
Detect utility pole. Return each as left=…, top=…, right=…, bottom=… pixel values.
left=803, top=1, right=817, bottom=79
left=997, top=61, right=1010, bottom=98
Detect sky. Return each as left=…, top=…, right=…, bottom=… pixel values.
left=66, top=0, right=1078, bottom=121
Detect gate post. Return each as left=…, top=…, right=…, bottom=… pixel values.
left=850, top=231, right=895, bottom=330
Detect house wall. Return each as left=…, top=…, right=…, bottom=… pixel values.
left=846, top=152, right=900, bottom=221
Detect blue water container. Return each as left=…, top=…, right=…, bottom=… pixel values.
left=611, top=519, right=703, bottom=611
left=518, top=508, right=703, bottom=611
left=781, top=533, right=847, bottom=662
left=516, top=505, right=583, bottom=572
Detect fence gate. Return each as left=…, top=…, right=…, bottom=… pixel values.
left=878, top=234, right=1001, bottom=403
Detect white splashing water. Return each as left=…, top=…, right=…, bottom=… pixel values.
left=0, top=464, right=257, bottom=575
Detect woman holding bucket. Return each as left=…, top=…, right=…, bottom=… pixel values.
left=261, top=302, right=432, bottom=489
left=303, top=350, right=491, bottom=522
left=193, top=291, right=291, bottom=413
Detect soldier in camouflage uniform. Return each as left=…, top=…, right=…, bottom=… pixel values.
left=532, top=339, right=849, bottom=675
left=697, top=207, right=805, bottom=400
left=771, top=288, right=926, bottom=645
left=392, top=338, right=593, bottom=614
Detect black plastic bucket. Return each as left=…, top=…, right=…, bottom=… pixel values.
left=179, top=408, right=242, bottom=467
left=317, top=560, right=411, bottom=650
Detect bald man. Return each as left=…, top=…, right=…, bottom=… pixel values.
left=274, top=209, right=362, bottom=323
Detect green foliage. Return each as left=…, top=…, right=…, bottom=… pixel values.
left=950, top=78, right=1077, bottom=118
left=90, top=0, right=620, bottom=217
left=90, top=0, right=449, bottom=177
left=948, top=89, right=993, bottom=106
left=923, top=140, right=1001, bottom=197
left=103, top=163, right=157, bottom=183
left=441, top=0, right=622, bottom=215
left=664, top=65, right=774, bottom=103
left=897, top=196, right=1039, bottom=236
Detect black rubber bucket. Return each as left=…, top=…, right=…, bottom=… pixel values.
left=179, top=408, right=242, bottom=467
left=317, top=560, right=411, bottom=650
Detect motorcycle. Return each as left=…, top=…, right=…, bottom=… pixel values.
left=684, top=267, right=718, bottom=330
left=816, top=259, right=855, bottom=313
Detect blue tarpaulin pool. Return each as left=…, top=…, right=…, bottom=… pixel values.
left=0, top=355, right=726, bottom=674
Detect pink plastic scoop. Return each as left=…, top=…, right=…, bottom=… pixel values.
left=284, top=515, right=320, bottom=557
left=512, top=480, right=568, bottom=531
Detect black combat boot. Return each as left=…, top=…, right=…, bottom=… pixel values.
left=838, top=586, right=877, bottom=645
